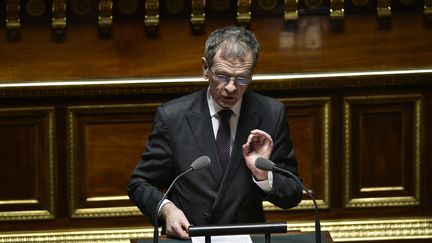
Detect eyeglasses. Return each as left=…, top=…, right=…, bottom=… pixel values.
left=207, top=66, right=252, bottom=86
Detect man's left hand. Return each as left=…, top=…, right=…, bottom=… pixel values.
left=242, top=129, right=273, bottom=181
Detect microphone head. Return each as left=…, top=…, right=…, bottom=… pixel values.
left=190, top=156, right=211, bottom=171
left=255, top=157, right=275, bottom=171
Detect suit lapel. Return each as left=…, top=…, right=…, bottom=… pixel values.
left=186, top=91, right=225, bottom=183
left=211, top=92, right=262, bottom=213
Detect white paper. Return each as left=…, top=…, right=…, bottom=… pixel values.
left=191, top=235, right=253, bottom=243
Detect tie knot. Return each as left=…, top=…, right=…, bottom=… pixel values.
left=218, top=109, right=233, bottom=122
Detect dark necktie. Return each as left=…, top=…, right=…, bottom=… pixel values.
left=216, top=109, right=233, bottom=171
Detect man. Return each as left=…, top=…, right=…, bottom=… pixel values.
left=128, top=26, right=302, bottom=239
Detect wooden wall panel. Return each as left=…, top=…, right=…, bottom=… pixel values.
left=0, top=107, right=55, bottom=221
left=67, top=104, right=158, bottom=218
left=283, top=97, right=331, bottom=210
left=343, top=95, right=422, bottom=208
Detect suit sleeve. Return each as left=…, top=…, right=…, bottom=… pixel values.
left=263, top=105, right=303, bottom=209
left=127, top=106, right=175, bottom=225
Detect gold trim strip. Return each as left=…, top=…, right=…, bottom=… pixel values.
left=1, top=69, right=432, bottom=88
left=0, top=199, right=38, bottom=205
left=360, top=186, right=404, bottom=192
left=0, top=218, right=430, bottom=242
left=86, top=196, right=129, bottom=202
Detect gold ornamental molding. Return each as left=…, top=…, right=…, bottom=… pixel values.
left=236, top=0, right=252, bottom=27
left=52, top=0, right=67, bottom=38
left=0, top=217, right=431, bottom=242
left=98, top=0, right=113, bottom=35
left=425, top=0, right=432, bottom=22
left=284, top=0, right=299, bottom=22
left=190, top=0, right=206, bottom=32
left=144, top=0, right=159, bottom=34
left=1, top=69, right=432, bottom=97
left=0, top=107, right=56, bottom=221
left=343, top=94, right=422, bottom=208
left=377, top=0, right=391, bottom=19
left=6, top=0, right=21, bottom=40
left=67, top=103, right=159, bottom=218
left=330, top=0, right=344, bottom=21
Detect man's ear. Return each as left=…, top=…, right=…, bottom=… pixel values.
left=201, top=57, right=208, bottom=79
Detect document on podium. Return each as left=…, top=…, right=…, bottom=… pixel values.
left=191, top=235, right=253, bottom=243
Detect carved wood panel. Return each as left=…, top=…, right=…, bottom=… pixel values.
left=0, top=107, right=55, bottom=221
left=67, top=103, right=159, bottom=218
left=343, top=94, right=422, bottom=208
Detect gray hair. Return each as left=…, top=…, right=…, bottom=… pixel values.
left=204, top=26, right=260, bottom=70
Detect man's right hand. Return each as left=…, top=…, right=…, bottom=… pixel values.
left=160, top=202, right=191, bottom=239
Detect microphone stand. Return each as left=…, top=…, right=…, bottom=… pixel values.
left=153, top=168, right=193, bottom=243
left=255, top=158, right=322, bottom=243
left=273, top=167, right=322, bottom=243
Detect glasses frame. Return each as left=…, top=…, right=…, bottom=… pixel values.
left=206, top=62, right=252, bottom=86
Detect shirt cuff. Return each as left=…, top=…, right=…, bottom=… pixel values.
left=253, top=171, right=273, bottom=193
left=157, top=199, right=172, bottom=217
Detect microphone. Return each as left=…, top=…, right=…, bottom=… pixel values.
left=153, top=156, right=211, bottom=243
left=255, top=157, right=322, bottom=243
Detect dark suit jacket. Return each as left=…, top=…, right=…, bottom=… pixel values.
left=128, top=89, right=302, bottom=226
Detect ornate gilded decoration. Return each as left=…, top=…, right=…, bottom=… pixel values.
left=0, top=107, right=56, bottom=221
left=343, top=95, right=422, bottom=208
left=377, top=0, right=391, bottom=19
left=6, top=0, right=21, bottom=40
left=98, top=0, right=113, bottom=35
left=144, top=0, right=159, bottom=34
left=330, top=0, right=344, bottom=21
left=191, top=0, right=206, bottom=32
left=425, top=0, right=432, bottom=23
left=236, top=0, right=252, bottom=27
left=284, top=0, right=298, bottom=22
left=52, top=0, right=67, bottom=38
left=25, top=0, right=46, bottom=17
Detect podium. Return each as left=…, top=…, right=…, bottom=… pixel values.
left=132, top=232, right=333, bottom=243
left=132, top=222, right=332, bottom=243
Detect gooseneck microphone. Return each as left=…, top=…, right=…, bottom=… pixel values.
left=255, top=157, right=322, bottom=243
left=153, top=156, right=211, bottom=243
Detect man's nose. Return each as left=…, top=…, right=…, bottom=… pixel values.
left=224, top=80, right=237, bottom=92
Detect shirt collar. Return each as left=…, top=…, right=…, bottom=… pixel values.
left=207, top=87, right=242, bottom=118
